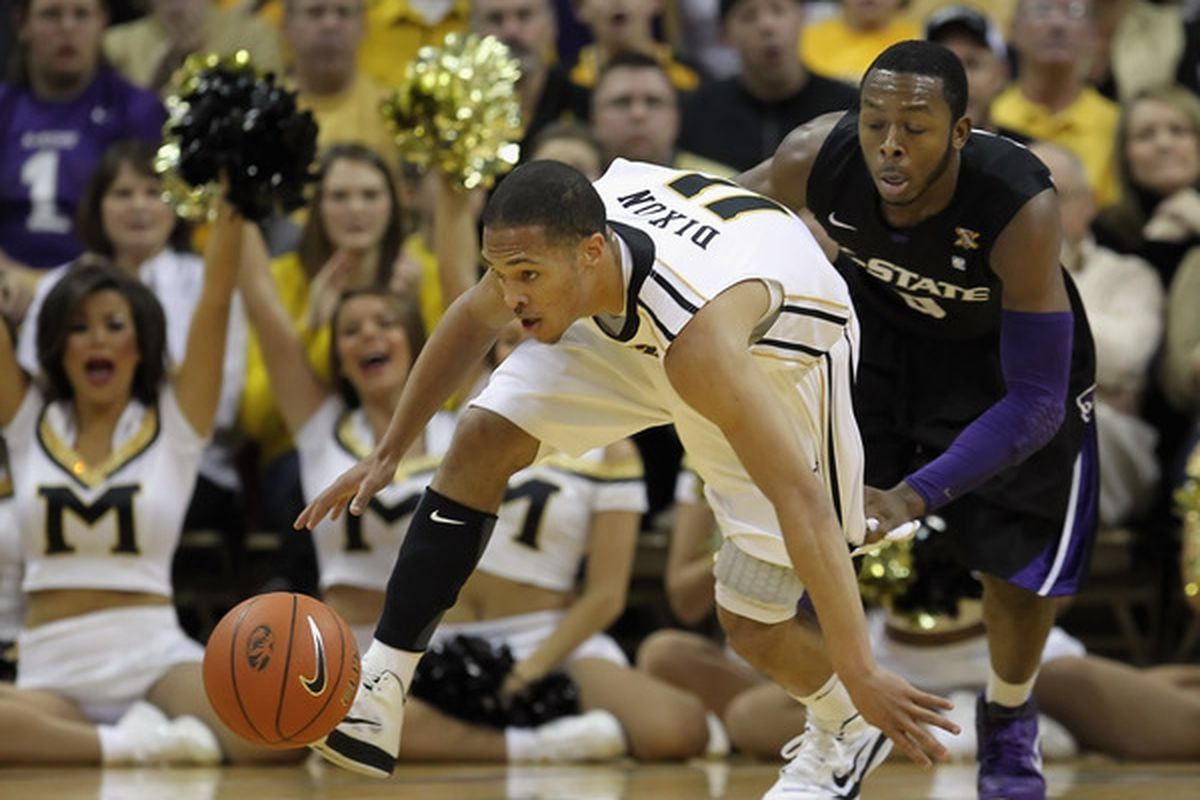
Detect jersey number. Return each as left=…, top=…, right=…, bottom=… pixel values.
left=504, top=478, right=561, bottom=551
left=40, top=485, right=140, bottom=555
left=20, top=150, right=72, bottom=234
left=896, top=291, right=948, bottom=319
left=666, top=173, right=788, bottom=220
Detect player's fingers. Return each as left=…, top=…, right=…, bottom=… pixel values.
left=890, top=728, right=932, bottom=768
left=912, top=706, right=961, bottom=735
left=911, top=687, right=955, bottom=713
left=906, top=723, right=951, bottom=764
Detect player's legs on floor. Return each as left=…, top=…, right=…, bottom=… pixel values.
left=976, top=573, right=1057, bottom=800
left=314, top=409, right=540, bottom=777
left=147, top=663, right=300, bottom=765
left=636, top=629, right=764, bottom=718
left=566, top=657, right=709, bottom=761
left=1035, top=655, right=1200, bottom=760
left=714, top=594, right=891, bottom=799
left=0, top=687, right=100, bottom=763
left=723, top=682, right=808, bottom=760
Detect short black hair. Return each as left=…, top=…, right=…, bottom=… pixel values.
left=37, top=260, right=168, bottom=406
left=481, top=160, right=606, bottom=244
left=862, top=40, right=969, bottom=122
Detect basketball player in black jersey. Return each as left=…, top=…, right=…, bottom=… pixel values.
left=743, top=40, right=1097, bottom=800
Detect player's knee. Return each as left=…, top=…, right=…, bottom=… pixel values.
left=443, top=409, right=538, bottom=479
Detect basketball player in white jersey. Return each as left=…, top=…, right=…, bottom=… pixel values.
left=239, top=227, right=710, bottom=763
left=0, top=204, right=293, bottom=766
left=299, top=159, right=960, bottom=796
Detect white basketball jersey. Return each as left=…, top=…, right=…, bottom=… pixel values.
left=477, top=448, right=648, bottom=592
left=2, top=386, right=206, bottom=595
left=295, top=399, right=457, bottom=592
left=591, top=159, right=857, bottom=371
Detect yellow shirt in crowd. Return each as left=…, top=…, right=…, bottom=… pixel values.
left=296, top=74, right=402, bottom=173
left=799, top=16, right=921, bottom=85
left=569, top=42, right=702, bottom=92
left=990, top=86, right=1120, bottom=208
left=359, top=0, right=470, bottom=87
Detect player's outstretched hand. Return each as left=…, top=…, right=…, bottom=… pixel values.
left=843, top=667, right=960, bottom=767
left=863, top=482, right=926, bottom=541
left=294, top=449, right=399, bottom=529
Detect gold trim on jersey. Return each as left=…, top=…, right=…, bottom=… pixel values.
left=333, top=409, right=442, bottom=481
left=653, top=257, right=708, bottom=305
left=540, top=453, right=644, bottom=482
left=36, top=405, right=160, bottom=490
left=784, top=293, right=850, bottom=313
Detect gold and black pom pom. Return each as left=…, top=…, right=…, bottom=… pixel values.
left=380, top=33, right=524, bottom=191
left=155, top=51, right=318, bottom=222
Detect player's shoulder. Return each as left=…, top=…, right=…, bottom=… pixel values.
left=963, top=129, right=1050, bottom=180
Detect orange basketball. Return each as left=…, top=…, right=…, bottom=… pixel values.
left=203, top=592, right=361, bottom=748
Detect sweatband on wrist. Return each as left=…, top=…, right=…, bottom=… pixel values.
left=905, top=309, right=1074, bottom=511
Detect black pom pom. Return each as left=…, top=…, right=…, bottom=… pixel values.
left=411, top=635, right=582, bottom=729
left=165, top=65, right=317, bottom=222
left=890, top=517, right=983, bottom=618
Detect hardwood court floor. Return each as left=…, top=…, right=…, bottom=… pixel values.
left=3, top=759, right=1200, bottom=800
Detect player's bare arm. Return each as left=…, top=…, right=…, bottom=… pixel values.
left=663, top=280, right=958, bottom=766
left=295, top=272, right=514, bottom=528
left=736, top=112, right=844, bottom=213
left=990, top=188, right=1071, bottom=313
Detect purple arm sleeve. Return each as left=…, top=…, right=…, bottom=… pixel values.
left=904, top=309, right=1074, bottom=511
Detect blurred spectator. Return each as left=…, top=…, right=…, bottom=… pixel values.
left=1089, top=0, right=1197, bottom=102
left=1095, top=84, right=1200, bottom=288
left=674, top=0, right=739, bottom=79
left=1, top=0, right=164, bottom=276
left=924, top=5, right=1017, bottom=137
left=991, top=0, right=1120, bottom=207
left=103, top=0, right=283, bottom=93
left=472, top=0, right=589, bottom=149
left=358, top=0, right=468, bottom=86
left=283, top=0, right=400, bottom=172
left=1161, top=232, right=1200, bottom=436
left=678, top=0, right=856, bottom=172
left=568, top=0, right=703, bottom=93
left=799, top=0, right=920, bottom=85
left=527, top=119, right=604, bottom=179
left=905, top=0, right=1018, bottom=31
left=16, top=139, right=248, bottom=537
left=590, top=51, right=732, bottom=174
left=1032, top=142, right=1163, bottom=527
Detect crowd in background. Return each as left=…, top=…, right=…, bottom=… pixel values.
left=2, top=0, right=1200, bottom=767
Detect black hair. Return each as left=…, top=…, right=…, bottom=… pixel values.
left=329, top=288, right=425, bottom=409
left=480, top=160, right=606, bottom=244
left=37, top=259, right=167, bottom=406
left=862, top=40, right=969, bottom=122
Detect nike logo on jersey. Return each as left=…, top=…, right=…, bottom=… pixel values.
left=299, top=616, right=328, bottom=696
left=429, top=509, right=466, bottom=526
left=827, top=211, right=857, bottom=231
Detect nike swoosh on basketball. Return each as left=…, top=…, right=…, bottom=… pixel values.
left=827, top=212, right=857, bottom=231
left=430, top=509, right=466, bottom=526
left=299, top=616, right=328, bottom=696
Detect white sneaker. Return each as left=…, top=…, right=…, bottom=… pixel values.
left=111, top=702, right=221, bottom=766
left=528, top=710, right=627, bottom=763
left=762, top=715, right=892, bottom=799
left=309, top=650, right=405, bottom=778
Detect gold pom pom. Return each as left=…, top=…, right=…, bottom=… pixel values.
left=381, top=33, right=524, bottom=190
left=857, top=537, right=916, bottom=607
left=154, top=51, right=257, bottom=221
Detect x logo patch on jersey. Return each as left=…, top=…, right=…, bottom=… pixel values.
left=954, top=227, right=981, bottom=250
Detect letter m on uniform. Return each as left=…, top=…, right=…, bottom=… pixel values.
left=40, top=485, right=140, bottom=555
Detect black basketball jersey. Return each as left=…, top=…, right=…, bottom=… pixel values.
left=807, top=112, right=1054, bottom=339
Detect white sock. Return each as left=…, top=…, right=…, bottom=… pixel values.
left=704, top=711, right=731, bottom=758
left=97, top=725, right=137, bottom=765
left=365, top=639, right=422, bottom=690
left=986, top=667, right=1037, bottom=708
left=504, top=726, right=538, bottom=762
left=794, top=674, right=858, bottom=727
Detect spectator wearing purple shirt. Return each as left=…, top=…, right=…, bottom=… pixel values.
left=0, top=0, right=164, bottom=281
